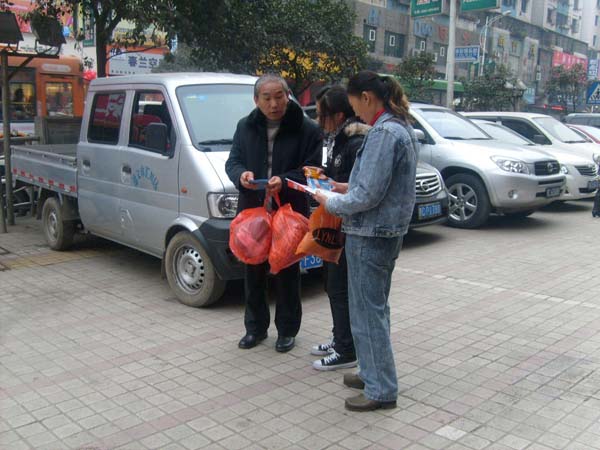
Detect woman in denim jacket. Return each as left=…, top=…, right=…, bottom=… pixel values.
left=314, top=71, right=418, bottom=412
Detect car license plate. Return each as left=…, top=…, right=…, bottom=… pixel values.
left=588, top=179, right=599, bottom=190
left=300, top=255, right=323, bottom=270
left=546, top=187, right=561, bottom=198
left=418, top=202, right=442, bottom=220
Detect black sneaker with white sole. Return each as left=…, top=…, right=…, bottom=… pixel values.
left=311, top=341, right=334, bottom=356
left=313, top=351, right=357, bottom=371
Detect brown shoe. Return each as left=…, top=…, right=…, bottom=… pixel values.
left=343, top=373, right=365, bottom=389
left=344, top=393, right=397, bottom=412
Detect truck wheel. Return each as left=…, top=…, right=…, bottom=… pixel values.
left=165, top=231, right=226, bottom=307
left=42, top=197, right=75, bottom=250
left=445, top=173, right=491, bottom=229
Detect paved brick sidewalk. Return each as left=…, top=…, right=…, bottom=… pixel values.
left=2, top=201, right=600, bottom=449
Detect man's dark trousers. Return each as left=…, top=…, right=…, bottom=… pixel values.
left=244, top=262, right=301, bottom=337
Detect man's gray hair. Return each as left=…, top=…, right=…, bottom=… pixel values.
left=254, top=73, right=289, bottom=97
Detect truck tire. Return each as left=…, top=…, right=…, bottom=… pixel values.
left=42, top=197, right=75, bottom=250
left=165, top=231, right=226, bottom=307
left=445, top=173, right=491, bottom=229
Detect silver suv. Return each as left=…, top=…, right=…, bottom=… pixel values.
left=410, top=104, right=566, bottom=228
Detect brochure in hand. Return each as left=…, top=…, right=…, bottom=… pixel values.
left=286, top=178, right=340, bottom=199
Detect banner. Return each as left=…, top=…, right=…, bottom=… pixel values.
left=552, top=51, right=587, bottom=70
left=461, top=0, right=498, bottom=11
left=411, top=0, right=442, bottom=18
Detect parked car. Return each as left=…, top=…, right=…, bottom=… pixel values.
left=412, top=161, right=449, bottom=228
left=463, top=112, right=600, bottom=164
left=410, top=104, right=565, bottom=228
left=471, top=119, right=599, bottom=201
left=564, top=113, right=600, bottom=128
left=566, top=123, right=600, bottom=144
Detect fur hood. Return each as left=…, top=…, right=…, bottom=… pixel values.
left=343, top=121, right=371, bottom=138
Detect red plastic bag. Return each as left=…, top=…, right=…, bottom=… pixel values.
left=296, top=205, right=344, bottom=263
left=269, top=195, right=309, bottom=274
left=229, top=199, right=272, bottom=265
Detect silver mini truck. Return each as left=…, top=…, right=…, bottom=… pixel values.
left=11, top=73, right=266, bottom=307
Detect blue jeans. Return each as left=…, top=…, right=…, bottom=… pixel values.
left=345, top=234, right=402, bottom=402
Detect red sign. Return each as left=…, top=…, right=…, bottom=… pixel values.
left=552, top=51, right=587, bottom=70
left=7, top=1, right=74, bottom=35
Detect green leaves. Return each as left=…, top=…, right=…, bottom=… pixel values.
left=546, top=64, right=587, bottom=113
left=395, top=53, right=436, bottom=103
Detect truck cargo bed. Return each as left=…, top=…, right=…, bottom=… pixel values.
left=10, top=144, right=78, bottom=196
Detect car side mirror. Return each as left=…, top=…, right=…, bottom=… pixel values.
left=532, top=134, right=546, bottom=145
left=414, top=129, right=427, bottom=143
left=146, top=123, right=169, bottom=154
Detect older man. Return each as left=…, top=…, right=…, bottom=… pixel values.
left=226, top=74, right=322, bottom=352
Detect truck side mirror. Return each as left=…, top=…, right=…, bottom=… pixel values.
left=146, top=123, right=169, bottom=154
left=532, top=134, right=547, bottom=145
left=414, top=129, right=426, bottom=143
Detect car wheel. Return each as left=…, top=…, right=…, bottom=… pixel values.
left=42, top=197, right=75, bottom=250
left=165, top=231, right=226, bottom=307
left=445, top=173, right=491, bottom=229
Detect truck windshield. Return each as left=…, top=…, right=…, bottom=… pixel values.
left=416, top=108, right=491, bottom=141
left=177, top=84, right=256, bottom=151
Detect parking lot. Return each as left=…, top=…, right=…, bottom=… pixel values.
left=2, top=200, right=600, bottom=450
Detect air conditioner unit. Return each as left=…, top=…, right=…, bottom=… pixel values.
left=433, top=52, right=439, bottom=62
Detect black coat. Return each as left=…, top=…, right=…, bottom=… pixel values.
left=226, top=101, right=323, bottom=217
left=324, top=119, right=369, bottom=183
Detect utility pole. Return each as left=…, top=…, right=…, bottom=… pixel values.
left=446, top=0, right=457, bottom=109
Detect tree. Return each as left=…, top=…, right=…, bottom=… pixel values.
left=394, top=52, right=436, bottom=103
left=17, top=0, right=191, bottom=77
left=461, top=65, right=518, bottom=112
left=167, top=0, right=367, bottom=97
left=546, top=63, right=587, bottom=113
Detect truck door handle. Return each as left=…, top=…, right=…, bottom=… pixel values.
left=82, top=159, right=91, bottom=168
left=122, top=165, right=132, bottom=174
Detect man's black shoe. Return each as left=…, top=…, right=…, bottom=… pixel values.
left=275, top=336, right=295, bottom=353
left=238, top=332, right=267, bottom=349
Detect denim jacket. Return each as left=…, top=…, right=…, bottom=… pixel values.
left=325, top=111, right=418, bottom=238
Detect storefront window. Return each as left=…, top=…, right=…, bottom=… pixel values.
left=0, top=68, right=36, bottom=122
left=46, top=82, right=74, bottom=117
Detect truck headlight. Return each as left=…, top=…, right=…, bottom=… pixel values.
left=491, top=156, right=530, bottom=174
left=207, top=193, right=238, bottom=218
left=560, top=164, right=569, bottom=174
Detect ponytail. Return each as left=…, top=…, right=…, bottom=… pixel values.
left=347, top=70, right=410, bottom=122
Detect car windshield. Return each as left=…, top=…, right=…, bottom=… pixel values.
left=177, top=84, right=256, bottom=151
left=533, top=117, right=588, bottom=144
left=475, top=121, right=533, bottom=145
left=417, top=109, right=491, bottom=140
left=577, top=125, right=600, bottom=141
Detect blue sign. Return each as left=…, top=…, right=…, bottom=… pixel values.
left=587, top=82, right=600, bottom=105
left=588, top=59, right=598, bottom=80
left=455, top=46, right=480, bottom=62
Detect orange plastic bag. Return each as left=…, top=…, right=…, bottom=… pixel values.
left=229, top=199, right=272, bottom=265
left=296, top=205, right=344, bottom=263
left=269, top=195, right=309, bottom=274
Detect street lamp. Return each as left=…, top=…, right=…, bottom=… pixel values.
left=479, top=10, right=511, bottom=77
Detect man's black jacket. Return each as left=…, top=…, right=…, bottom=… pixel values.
left=226, top=101, right=323, bottom=217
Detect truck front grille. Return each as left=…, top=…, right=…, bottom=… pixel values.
left=534, top=160, right=560, bottom=176
left=415, top=173, right=442, bottom=197
left=575, top=165, right=598, bottom=177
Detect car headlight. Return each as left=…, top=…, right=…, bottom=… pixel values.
left=207, top=193, right=238, bottom=218
left=594, top=153, right=600, bottom=165
left=560, top=164, right=569, bottom=174
left=491, top=156, right=530, bottom=174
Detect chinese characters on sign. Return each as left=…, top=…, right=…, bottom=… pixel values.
left=460, top=0, right=498, bottom=12
left=552, top=51, right=587, bottom=71
left=410, top=0, right=442, bottom=18
left=455, top=46, right=480, bottom=62
left=108, top=51, right=165, bottom=75
left=587, top=59, right=598, bottom=81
